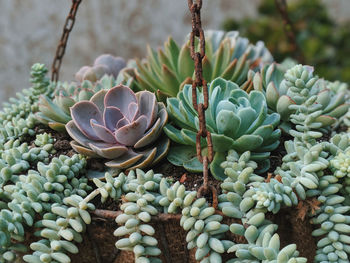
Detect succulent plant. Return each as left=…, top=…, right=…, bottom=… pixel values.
left=75, top=54, right=126, bottom=82
left=241, top=63, right=350, bottom=134
left=114, top=169, right=162, bottom=262
left=158, top=177, right=232, bottom=262
left=264, top=64, right=349, bottom=132
left=240, top=62, right=287, bottom=100
left=165, top=77, right=281, bottom=179
left=219, top=150, right=265, bottom=216
left=37, top=75, right=118, bottom=132
left=228, top=213, right=306, bottom=263
left=120, top=30, right=273, bottom=101
left=0, top=130, right=90, bottom=262
left=0, top=64, right=54, bottom=144
left=66, top=84, right=169, bottom=171
left=25, top=194, right=95, bottom=263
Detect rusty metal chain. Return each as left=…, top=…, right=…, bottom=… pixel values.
left=274, top=0, right=305, bottom=64
left=51, top=0, right=82, bottom=82
left=187, top=0, right=216, bottom=208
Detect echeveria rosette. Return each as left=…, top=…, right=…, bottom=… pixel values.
left=65, top=84, right=169, bottom=171
left=164, top=77, right=281, bottom=180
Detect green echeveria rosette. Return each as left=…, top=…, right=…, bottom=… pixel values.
left=65, top=84, right=170, bottom=174
left=36, top=75, right=118, bottom=132
left=164, top=77, right=281, bottom=180
left=121, top=30, right=273, bottom=102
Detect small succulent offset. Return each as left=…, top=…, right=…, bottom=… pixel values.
left=165, top=77, right=281, bottom=179
left=66, top=84, right=170, bottom=171
left=75, top=54, right=126, bottom=82
left=121, top=30, right=273, bottom=101
left=37, top=75, right=117, bottom=132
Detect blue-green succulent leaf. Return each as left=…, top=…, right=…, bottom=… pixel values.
left=216, top=110, right=240, bottom=139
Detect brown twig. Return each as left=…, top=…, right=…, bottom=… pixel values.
left=92, top=209, right=182, bottom=221
left=274, top=0, right=305, bottom=63
left=92, top=209, right=225, bottom=220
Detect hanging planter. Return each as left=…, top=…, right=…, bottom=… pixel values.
left=1, top=0, right=350, bottom=263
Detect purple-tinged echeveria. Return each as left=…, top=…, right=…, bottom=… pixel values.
left=75, top=54, right=126, bottom=82
left=66, top=84, right=169, bottom=170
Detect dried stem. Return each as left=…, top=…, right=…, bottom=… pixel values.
left=92, top=209, right=182, bottom=221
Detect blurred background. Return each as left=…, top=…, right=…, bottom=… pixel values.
left=0, top=0, right=349, bottom=104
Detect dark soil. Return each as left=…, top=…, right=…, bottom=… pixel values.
left=86, top=158, right=105, bottom=172
left=336, top=123, right=348, bottom=134
left=154, top=160, right=222, bottom=192
left=267, top=133, right=291, bottom=174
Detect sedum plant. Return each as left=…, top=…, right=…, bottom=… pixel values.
left=66, top=84, right=170, bottom=171
left=120, top=30, right=273, bottom=101
left=0, top=132, right=90, bottom=262
left=0, top=64, right=54, bottom=145
left=37, top=75, right=118, bottom=132
left=228, top=214, right=306, bottom=263
left=165, top=77, right=281, bottom=179
left=250, top=64, right=349, bottom=133
left=114, top=170, right=162, bottom=263
left=75, top=54, right=126, bottom=83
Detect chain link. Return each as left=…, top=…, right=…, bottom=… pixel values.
left=51, top=0, right=82, bottom=82
left=187, top=0, right=216, bottom=207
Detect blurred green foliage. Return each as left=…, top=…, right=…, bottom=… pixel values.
left=222, top=0, right=350, bottom=82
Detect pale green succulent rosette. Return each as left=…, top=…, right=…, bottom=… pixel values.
left=164, top=77, right=281, bottom=180
left=121, top=30, right=273, bottom=102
